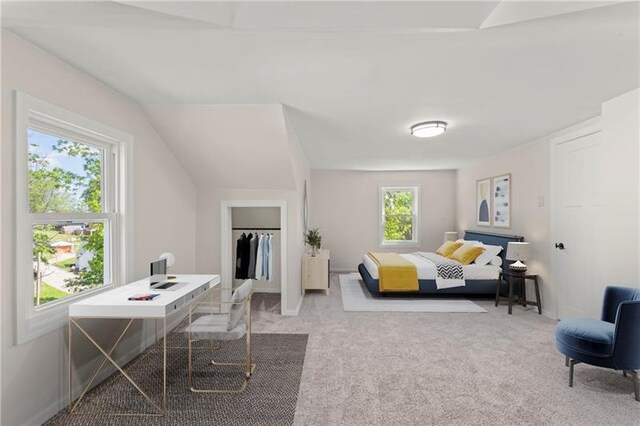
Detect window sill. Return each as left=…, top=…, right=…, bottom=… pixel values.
left=17, top=284, right=115, bottom=345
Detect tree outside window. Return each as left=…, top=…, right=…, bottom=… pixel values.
left=380, top=186, right=419, bottom=246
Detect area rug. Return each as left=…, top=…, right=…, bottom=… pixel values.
left=45, top=332, right=308, bottom=425
left=339, top=273, right=487, bottom=313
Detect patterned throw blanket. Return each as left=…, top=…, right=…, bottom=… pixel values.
left=416, top=252, right=465, bottom=289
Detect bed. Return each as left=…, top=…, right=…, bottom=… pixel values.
left=357, top=230, right=524, bottom=295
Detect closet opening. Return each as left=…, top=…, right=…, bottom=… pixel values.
left=220, top=200, right=288, bottom=315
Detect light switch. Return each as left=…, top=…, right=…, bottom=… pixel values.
left=538, top=196, right=544, bottom=207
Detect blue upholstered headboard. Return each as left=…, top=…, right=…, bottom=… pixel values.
left=463, top=230, right=524, bottom=272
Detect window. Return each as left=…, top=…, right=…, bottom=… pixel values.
left=15, top=92, right=132, bottom=344
left=379, top=186, right=420, bottom=247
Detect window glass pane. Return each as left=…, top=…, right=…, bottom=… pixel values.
left=32, top=221, right=108, bottom=306
left=384, top=216, right=414, bottom=241
left=384, top=190, right=414, bottom=215
left=28, top=129, right=103, bottom=213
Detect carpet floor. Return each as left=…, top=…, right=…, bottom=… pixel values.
left=45, top=332, right=308, bottom=425
left=251, top=274, right=640, bottom=425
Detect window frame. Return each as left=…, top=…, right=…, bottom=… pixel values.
left=379, top=185, right=420, bottom=248
left=15, top=91, right=133, bottom=344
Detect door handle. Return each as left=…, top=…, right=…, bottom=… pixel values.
left=555, top=243, right=565, bottom=250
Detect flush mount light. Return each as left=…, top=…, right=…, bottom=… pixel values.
left=410, top=121, right=448, bottom=138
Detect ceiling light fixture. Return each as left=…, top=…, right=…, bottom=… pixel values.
left=410, top=121, right=448, bottom=138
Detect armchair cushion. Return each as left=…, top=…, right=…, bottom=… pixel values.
left=187, top=315, right=247, bottom=341
left=555, top=318, right=615, bottom=358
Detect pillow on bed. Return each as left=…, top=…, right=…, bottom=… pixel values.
left=456, top=239, right=481, bottom=246
left=450, top=245, right=485, bottom=265
left=436, top=241, right=463, bottom=258
left=490, top=256, right=503, bottom=267
left=474, top=244, right=504, bottom=266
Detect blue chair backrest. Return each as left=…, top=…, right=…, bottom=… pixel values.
left=604, top=286, right=640, bottom=370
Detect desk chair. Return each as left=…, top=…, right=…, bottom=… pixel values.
left=185, top=279, right=255, bottom=393
left=555, top=286, right=640, bottom=401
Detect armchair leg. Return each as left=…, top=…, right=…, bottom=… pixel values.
left=568, top=359, right=581, bottom=387
left=565, top=356, right=569, bottom=367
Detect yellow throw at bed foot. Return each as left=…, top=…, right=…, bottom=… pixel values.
left=367, top=252, right=418, bottom=292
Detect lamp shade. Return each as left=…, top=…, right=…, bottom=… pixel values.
left=159, top=252, right=176, bottom=268
left=443, top=231, right=458, bottom=243
left=506, top=242, right=530, bottom=261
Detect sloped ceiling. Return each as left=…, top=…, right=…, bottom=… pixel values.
left=143, top=104, right=297, bottom=190
left=2, top=1, right=637, bottom=173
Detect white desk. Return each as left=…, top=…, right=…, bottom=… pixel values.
left=68, top=274, right=220, bottom=416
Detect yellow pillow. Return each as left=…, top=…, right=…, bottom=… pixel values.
left=435, top=241, right=464, bottom=258
left=450, top=245, right=485, bottom=265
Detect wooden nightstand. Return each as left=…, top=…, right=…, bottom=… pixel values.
left=496, top=270, right=542, bottom=315
left=302, top=249, right=330, bottom=295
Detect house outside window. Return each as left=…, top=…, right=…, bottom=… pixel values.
left=15, top=92, right=132, bottom=344
left=379, top=185, right=420, bottom=247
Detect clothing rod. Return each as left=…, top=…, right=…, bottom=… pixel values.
left=232, top=227, right=281, bottom=230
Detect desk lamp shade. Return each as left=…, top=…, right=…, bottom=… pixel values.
left=506, top=242, right=530, bottom=272
left=443, top=231, right=459, bottom=243
left=159, top=252, right=176, bottom=268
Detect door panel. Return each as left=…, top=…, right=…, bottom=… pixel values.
left=555, top=131, right=602, bottom=318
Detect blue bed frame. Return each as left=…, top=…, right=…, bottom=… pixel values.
left=357, top=230, right=525, bottom=295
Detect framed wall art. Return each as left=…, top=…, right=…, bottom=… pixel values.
left=476, top=178, right=491, bottom=227
left=492, top=173, right=511, bottom=228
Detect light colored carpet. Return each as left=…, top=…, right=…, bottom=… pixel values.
left=339, top=273, right=487, bottom=313
left=252, top=274, right=640, bottom=425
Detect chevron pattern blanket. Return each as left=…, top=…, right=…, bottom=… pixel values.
left=416, top=252, right=465, bottom=289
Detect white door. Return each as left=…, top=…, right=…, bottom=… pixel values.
left=554, top=130, right=603, bottom=319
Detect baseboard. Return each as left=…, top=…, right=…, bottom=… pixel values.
left=33, top=311, right=190, bottom=425
left=253, top=287, right=281, bottom=294
left=282, top=294, right=304, bottom=316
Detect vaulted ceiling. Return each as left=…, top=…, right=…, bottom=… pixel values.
left=2, top=1, right=638, bottom=171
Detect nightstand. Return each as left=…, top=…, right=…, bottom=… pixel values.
left=302, top=249, right=330, bottom=295
left=495, top=271, right=542, bottom=315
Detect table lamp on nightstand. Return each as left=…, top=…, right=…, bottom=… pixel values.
left=506, top=242, right=530, bottom=273
left=443, top=231, right=458, bottom=243
left=159, top=252, right=176, bottom=279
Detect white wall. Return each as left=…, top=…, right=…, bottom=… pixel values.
left=457, top=88, right=639, bottom=319
left=1, top=31, right=197, bottom=425
left=310, top=170, right=457, bottom=270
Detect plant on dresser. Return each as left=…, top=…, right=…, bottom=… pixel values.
left=304, top=228, right=322, bottom=256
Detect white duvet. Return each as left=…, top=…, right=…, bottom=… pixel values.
left=362, top=252, right=501, bottom=281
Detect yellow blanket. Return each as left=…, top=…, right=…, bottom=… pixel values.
left=367, top=252, right=418, bottom=292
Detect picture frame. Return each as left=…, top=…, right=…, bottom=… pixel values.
left=476, top=178, right=491, bottom=227
left=492, top=173, right=511, bottom=228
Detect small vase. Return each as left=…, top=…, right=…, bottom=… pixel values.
left=311, top=246, right=320, bottom=257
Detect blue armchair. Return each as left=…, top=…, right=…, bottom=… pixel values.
left=555, top=286, right=640, bottom=401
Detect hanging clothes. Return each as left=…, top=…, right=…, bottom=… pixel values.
left=267, top=234, right=274, bottom=281
left=262, top=234, right=270, bottom=280
left=235, top=233, right=247, bottom=279
left=248, top=233, right=259, bottom=279
left=255, top=234, right=264, bottom=280
left=239, top=233, right=252, bottom=279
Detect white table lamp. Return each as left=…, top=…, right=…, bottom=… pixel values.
left=444, top=231, right=459, bottom=243
left=159, top=252, right=176, bottom=278
left=506, top=242, right=530, bottom=273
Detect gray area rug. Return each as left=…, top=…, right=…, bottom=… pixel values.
left=45, top=332, right=308, bottom=425
left=339, top=273, right=487, bottom=313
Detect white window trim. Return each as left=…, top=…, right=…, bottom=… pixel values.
left=15, top=91, right=133, bottom=345
left=379, top=185, right=420, bottom=248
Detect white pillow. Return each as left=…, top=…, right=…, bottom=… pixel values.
left=228, top=280, right=252, bottom=331
left=474, top=244, right=504, bottom=266
left=489, top=256, right=503, bottom=267
left=456, top=239, right=482, bottom=246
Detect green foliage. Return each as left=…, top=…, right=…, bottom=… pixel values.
left=33, top=228, right=55, bottom=263
left=36, top=283, right=68, bottom=305
left=383, top=190, right=415, bottom=241
left=304, top=228, right=322, bottom=249
left=28, top=145, right=77, bottom=213
left=65, top=223, right=104, bottom=292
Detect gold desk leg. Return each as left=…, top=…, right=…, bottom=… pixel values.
left=163, top=316, right=167, bottom=415
left=70, top=318, right=164, bottom=416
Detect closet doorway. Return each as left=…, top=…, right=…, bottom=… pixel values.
left=220, top=200, right=288, bottom=315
